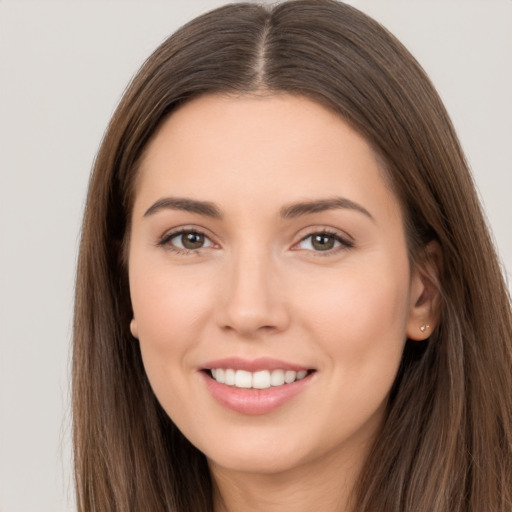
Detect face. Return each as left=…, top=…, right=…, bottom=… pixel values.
left=128, top=94, right=429, bottom=478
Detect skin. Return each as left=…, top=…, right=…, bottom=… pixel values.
left=128, top=94, right=437, bottom=512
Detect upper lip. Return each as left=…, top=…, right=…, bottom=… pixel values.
left=202, top=357, right=311, bottom=372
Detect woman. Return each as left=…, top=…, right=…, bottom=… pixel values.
left=73, top=1, right=512, bottom=511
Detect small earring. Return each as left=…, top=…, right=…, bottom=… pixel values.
left=419, top=324, right=430, bottom=333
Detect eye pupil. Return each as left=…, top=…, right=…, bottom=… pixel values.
left=312, top=234, right=335, bottom=251
left=182, top=232, right=204, bottom=249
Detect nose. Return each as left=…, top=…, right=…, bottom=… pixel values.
left=215, top=249, right=290, bottom=338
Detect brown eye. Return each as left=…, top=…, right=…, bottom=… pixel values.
left=163, top=230, right=214, bottom=251
left=296, top=231, right=352, bottom=253
left=311, top=234, right=336, bottom=251
left=181, top=232, right=205, bottom=249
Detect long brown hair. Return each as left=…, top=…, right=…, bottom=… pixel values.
left=73, top=1, right=512, bottom=510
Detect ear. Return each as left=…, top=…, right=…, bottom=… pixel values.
left=130, top=318, right=139, bottom=339
left=406, top=240, right=443, bottom=341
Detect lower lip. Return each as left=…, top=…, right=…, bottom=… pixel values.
left=201, top=371, right=314, bottom=415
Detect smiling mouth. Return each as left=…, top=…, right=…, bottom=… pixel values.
left=207, top=368, right=314, bottom=389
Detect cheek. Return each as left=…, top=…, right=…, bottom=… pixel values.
left=129, top=261, right=216, bottom=381
left=131, top=259, right=210, bottom=330
left=129, top=267, right=217, bottom=431
left=291, top=265, right=410, bottom=441
left=295, top=260, right=410, bottom=374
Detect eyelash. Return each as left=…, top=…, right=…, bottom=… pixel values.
left=294, top=229, right=354, bottom=255
left=157, top=228, right=354, bottom=255
left=157, top=228, right=215, bottom=256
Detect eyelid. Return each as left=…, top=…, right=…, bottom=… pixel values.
left=156, top=224, right=353, bottom=255
left=157, top=225, right=219, bottom=253
left=291, top=226, right=354, bottom=253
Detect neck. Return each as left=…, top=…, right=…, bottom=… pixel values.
left=210, top=445, right=366, bottom=512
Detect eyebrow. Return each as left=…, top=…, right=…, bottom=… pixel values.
left=143, top=196, right=373, bottom=222
left=280, top=197, right=374, bottom=221
left=144, top=197, right=222, bottom=218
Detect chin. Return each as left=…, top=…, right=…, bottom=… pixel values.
left=206, top=448, right=308, bottom=476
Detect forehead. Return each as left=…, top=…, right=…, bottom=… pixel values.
left=134, top=93, right=401, bottom=222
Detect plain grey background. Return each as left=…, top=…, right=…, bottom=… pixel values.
left=1, top=1, right=511, bottom=511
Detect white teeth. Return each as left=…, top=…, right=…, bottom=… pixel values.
left=209, top=368, right=309, bottom=388
left=215, top=368, right=225, bottom=384
left=284, top=370, right=296, bottom=384
left=235, top=370, right=252, bottom=388
left=252, top=370, right=271, bottom=389
left=270, top=369, right=285, bottom=386
left=225, top=368, right=236, bottom=386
